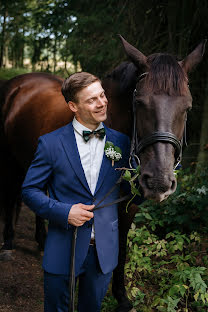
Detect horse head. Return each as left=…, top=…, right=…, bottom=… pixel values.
left=119, top=35, right=206, bottom=202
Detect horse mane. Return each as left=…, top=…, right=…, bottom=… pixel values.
left=143, top=53, right=188, bottom=96
left=104, top=62, right=139, bottom=95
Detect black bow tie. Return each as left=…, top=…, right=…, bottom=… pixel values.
left=82, top=128, right=106, bottom=142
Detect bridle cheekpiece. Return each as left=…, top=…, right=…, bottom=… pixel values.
left=129, top=72, right=187, bottom=169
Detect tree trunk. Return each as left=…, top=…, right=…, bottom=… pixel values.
left=21, top=28, right=25, bottom=67
left=4, top=44, right=8, bottom=67
left=20, top=44, right=24, bottom=67
left=197, top=83, right=208, bottom=165
left=53, top=36, right=57, bottom=73
left=0, top=5, right=8, bottom=68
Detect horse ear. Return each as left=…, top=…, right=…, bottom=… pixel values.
left=118, top=35, right=147, bottom=69
left=179, top=39, right=207, bottom=73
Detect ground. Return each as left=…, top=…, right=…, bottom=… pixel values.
left=0, top=204, right=44, bottom=312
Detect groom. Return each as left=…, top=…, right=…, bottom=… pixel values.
left=22, top=72, right=132, bottom=311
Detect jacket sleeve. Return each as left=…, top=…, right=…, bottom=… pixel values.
left=21, top=136, right=72, bottom=230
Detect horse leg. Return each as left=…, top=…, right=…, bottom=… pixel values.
left=0, top=195, right=20, bottom=261
left=113, top=203, right=138, bottom=312
left=0, top=156, right=23, bottom=261
left=35, top=215, right=47, bottom=251
left=2, top=207, right=14, bottom=250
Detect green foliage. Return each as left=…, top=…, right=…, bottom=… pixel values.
left=135, top=165, right=208, bottom=233
left=123, top=166, right=141, bottom=195
left=101, top=293, right=117, bottom=312
left=125, top=225, right=208, bottom=311
left=123, top=166, right=141, bottom=211
left=0, top=67, right=31, bottom=79
left=125, top=165, right=208, bottom=311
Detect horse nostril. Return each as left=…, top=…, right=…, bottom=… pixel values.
left=140, top=172, right=177, bottom=194
left=170, top=177, right=177, bottom=192
left=140, top=173, right=153, bottom=190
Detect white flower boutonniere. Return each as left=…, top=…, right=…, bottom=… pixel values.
left=104, top=141, right=122, bottom=167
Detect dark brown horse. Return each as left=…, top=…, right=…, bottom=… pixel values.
left=0, top=36, right=206, bottom=311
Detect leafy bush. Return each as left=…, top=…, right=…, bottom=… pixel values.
left=125, top=225, right=208, bottom=311
left=125, top=165, right=208, bottom=311
left=135, top=165, right=208, bottom=234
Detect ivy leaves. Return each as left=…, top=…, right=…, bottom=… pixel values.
left=122, top=166, right=141, bottom=211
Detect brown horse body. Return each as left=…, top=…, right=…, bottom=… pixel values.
left=0, top=37, right=206, bottom=311
left=1, top=73, right=72, bottom=168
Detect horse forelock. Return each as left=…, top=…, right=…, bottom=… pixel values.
left=143, top=53, right=188, bottom=96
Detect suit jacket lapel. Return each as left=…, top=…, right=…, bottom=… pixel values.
left=94, top=125, right=117, bottom=195
left=60, top=123, right=92, bottom=194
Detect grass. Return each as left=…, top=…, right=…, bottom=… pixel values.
left=0, top=67, right=74, bottom=81
left=0, top=67, right=31, bottom=80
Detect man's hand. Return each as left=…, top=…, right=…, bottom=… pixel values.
left=68, top=203, right=94, bottom=227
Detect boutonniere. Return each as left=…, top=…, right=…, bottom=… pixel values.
left=104, top=141, right=122, bottom=167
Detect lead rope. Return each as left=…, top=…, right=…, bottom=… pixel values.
left=129, top=89, right=140, bottom=168
left=174, top=112, right=188, bottom=170
left=69, top=227, right=77, bottom=312
left=68, top=171, right=131, bottom=312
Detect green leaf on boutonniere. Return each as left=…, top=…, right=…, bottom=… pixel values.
left=104, top=141, right=122, bottom=166
left=104, top=141, right=114, bottom=150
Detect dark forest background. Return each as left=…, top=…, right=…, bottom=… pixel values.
left=1, top=0, right=207, bottom=165
left=0, top=2, right=208, bottom=310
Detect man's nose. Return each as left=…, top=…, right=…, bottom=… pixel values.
left=98, top=97, right=107, bottom=106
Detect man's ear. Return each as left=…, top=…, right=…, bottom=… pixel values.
left=68, top=101, right=78, bottom=113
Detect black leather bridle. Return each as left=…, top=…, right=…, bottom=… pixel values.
left=129, top=74, right=187, bottom=169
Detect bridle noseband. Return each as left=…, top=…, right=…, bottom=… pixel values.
left=130, top=73, right=187, bottom=169
left=136, top=131, right=182, bottom=161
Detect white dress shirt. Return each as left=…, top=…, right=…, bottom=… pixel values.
left=72, top=117, right=106, bottom=238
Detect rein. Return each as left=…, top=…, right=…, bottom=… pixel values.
left=69, top=172, right=131, bottom=312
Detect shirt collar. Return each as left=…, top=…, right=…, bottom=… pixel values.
left=72, top=117, right=103, bottom=136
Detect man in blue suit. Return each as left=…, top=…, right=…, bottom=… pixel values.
left=22, top=72, right=131, bottom=312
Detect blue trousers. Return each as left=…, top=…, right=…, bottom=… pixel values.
left=44, top=245, right=112, bottom=312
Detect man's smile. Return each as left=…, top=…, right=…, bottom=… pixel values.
left=95, top=107, right=107, bottom=114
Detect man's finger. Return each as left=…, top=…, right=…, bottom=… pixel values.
left=81, top=204, right=95, bottom=210
left=80, top=213, right=94, bottom=221
left=81, top=210, right=94, bottom=218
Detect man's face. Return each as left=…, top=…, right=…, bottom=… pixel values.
left=70, top=81, right=108, bottom=129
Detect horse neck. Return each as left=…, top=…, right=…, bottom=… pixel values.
left=102, top=62, right=139, bottom=136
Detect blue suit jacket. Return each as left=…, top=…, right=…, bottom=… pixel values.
left=22, top=122, right=131, bottom=275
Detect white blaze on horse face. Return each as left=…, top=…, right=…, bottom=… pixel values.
left=73, top=81, right=108, bottom=130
